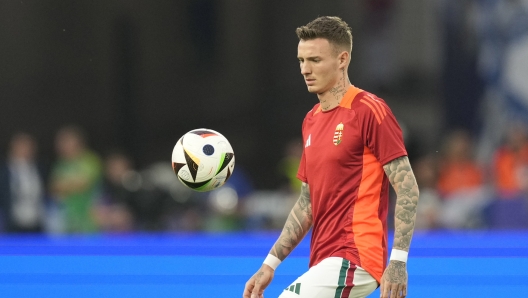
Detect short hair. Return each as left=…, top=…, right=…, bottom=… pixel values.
left=296, top=16, right=353, bottom=54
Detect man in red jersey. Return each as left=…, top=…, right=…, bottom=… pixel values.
left=243, top=16, right=419, bottom=298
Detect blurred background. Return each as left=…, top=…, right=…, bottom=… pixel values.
left=2, top=0, right=528, bottom=235
left=1, top=1, right=528, bottom=297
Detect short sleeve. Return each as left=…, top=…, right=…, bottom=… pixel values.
left=357, top=95, right=407, bottom=165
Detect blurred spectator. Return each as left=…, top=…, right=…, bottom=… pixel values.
left=93, top=151, right=136, bottom=233
left=97, top=154, right=186, bottom=232
left=204, top=166, right=254, bottom=231
left=492, top=123, right=528, bottom=199
left=437, top=130, right=484, bottom=196
left=243, top=190, right=295, bottom=231
left=49, top=126, right=103, bottom=233
left=436, top=130, right=489, bottom=229
left=140, top=162, right=197, bottom=231
left=277, top=138, right=303, bottom=194
left=486, top=123, right=528, bottom=229
left=0, top=133, right=47, bottom=233
left=243, top=139, right=301, bottom=231
left=413, top=154, right=441, bottom=230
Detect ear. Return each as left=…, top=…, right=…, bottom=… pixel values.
left=338, top=51, right=349, bottom=68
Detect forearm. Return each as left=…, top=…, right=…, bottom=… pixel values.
left=393, top=189, right=419, bottom=252
left=269, top=182, right=312, bottom=261
left=384, top=156, right=420, bottom=252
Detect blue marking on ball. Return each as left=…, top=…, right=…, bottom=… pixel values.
left=203, top=144, right=214, bottom=156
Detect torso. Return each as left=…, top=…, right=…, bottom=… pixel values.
left=297, top=86, right=407, bottom=282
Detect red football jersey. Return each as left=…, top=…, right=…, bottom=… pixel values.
left=297, top=86, right=407, bottom=283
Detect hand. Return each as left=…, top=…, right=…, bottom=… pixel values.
left=243, top=264, right=275, bottom=298
left=380, top=260, right=408, bottom=298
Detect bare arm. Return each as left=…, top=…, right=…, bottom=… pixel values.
left=270, top=182, right=313, bottom=260
left=243, top=182, right=312, bottom=298
left=381, top=156, right=419, bottom=298
left=383, top=156, right=419, bottom=252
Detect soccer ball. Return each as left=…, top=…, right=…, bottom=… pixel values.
left=171, top=128, right=235, bottom=192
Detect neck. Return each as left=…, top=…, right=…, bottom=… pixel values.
left=317, top=72, right=351, bottom=111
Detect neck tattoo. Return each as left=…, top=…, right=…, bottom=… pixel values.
left=320, top=70, right=348, bottom=111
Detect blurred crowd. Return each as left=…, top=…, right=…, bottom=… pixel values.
left=413, top=123, right=528, bottom=230
left=0, top=124, right=279, bottom=235
left=1, top=0, right=528, bottom=235
left=1, top=121, right=528, bottom=235
left=0, top=125, right=221, bottom=234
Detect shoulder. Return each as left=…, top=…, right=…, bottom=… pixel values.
left=305, top=103, right=322, bottom=118
left=352, top=91, right=389, bottom=112
left=301, top=103, right=324, bottom=126
left=351, top=91, right=395, bottom=123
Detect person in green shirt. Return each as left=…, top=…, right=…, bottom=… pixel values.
left=50, top=126, right=102, bottom=233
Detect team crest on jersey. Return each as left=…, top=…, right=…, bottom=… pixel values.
left=333, top=122, right=344, bottom=145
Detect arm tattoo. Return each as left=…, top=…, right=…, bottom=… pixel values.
left=270, top=182, right=313, bottom=261
left=383, top=260, right=407, bottom=284
left=383, top=156, right=419, bottom=251
left=255, top=271, right=264, bottom=284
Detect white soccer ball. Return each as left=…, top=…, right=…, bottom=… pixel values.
left=171, top=128, right=235, bottom=192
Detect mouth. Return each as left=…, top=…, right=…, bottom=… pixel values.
left=305, top=79, right=315, bottom=86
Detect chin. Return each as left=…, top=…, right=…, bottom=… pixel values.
left=306, top=86, right=320, bottom=93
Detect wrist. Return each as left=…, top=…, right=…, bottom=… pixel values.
left=389, top=249, right=408, bottom=263
left=263, top=254, right=281, bottom=270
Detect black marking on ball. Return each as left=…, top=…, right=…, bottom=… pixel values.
left=183, top=149, right=199, bottom=182
left=225, top=167, right=232, bottom=182
left=173, top=162, right=186, bottom=175
left=203, top=144, right=214, bottom=156
left=180, top=178, right=212, bottom=190
left=216, top=152, right=234, bottom=175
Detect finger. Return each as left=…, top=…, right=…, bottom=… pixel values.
left=243, top=287, right=251, bottom=298
left=389, top=284, right=398, bottom=298
left=257, top=288, right=264, bottom=298
left=402, top=284, right=407, bottom=298
left=251, top=284, right=261, bottom=298
left=396, top=284, right=404, bottom=298
left=243, top=282, right=253, bottom=298
left=380, top=282, right=390, bottom=298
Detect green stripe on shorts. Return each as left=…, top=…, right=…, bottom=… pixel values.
left=334, top=259, right=350, bottom=298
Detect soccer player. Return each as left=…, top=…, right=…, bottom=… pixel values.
left=243, top=16, right=419, bottom=298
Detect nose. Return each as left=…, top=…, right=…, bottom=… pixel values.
left=300, top=62, right=311, bottom=76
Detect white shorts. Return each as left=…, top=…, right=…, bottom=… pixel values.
left=278, top=257, right=378, bottom=298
